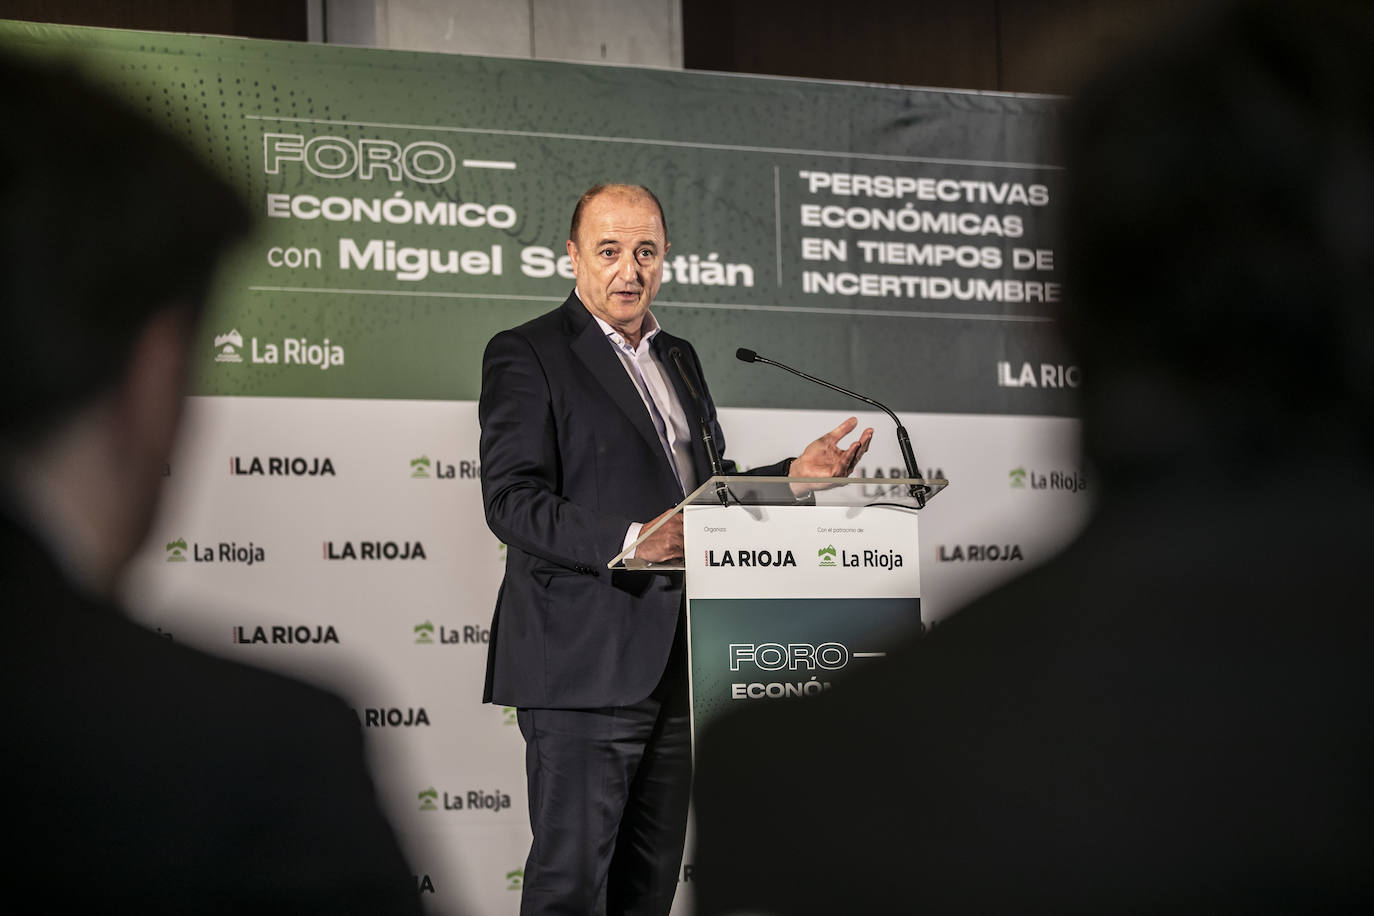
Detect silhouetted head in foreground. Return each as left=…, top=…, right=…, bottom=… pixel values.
left=0, top=55, right=250, bottom=592
left=1059, top=0, right=1374, bottom=492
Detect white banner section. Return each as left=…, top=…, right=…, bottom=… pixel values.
left=684, top=504, right=920, bottom=601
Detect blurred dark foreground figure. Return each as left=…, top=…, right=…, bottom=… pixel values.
left=0, top=57, right=421, bottom=912
left=693, top=1, right=1374, bottom=912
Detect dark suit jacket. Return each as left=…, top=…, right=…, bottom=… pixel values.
left=479, top=292, right=788, bottom=709
left=2, top=512, right=421, bottom=914
left=692, top=467, right=1374, bottom=913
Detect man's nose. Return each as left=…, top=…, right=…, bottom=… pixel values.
left=617, top=252, right=640, bottom=281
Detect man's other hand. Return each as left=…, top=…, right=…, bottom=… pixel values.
left=636, top=508, right=684, bottom=562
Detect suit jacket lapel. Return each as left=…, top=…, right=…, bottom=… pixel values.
left=563, top=295, right=681, bottom=492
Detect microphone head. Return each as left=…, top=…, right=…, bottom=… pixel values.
left=668, top=346, right=682, bottom=359
left=735, top=348, right=758, bottom=363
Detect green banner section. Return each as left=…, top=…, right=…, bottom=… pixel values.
left=689, top=597, right=920, bottom=735
left=1, top=20, right=1074, bottom=415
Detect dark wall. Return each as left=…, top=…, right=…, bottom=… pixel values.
left=685, top=0, right=1001, bottom=91
left=0, top=0, right=305, bottom=41
left=3, top=0, right=1191, bottom=95
left=684, top=0, right=1197, bottom=95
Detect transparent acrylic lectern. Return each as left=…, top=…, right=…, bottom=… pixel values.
left=609, top=476, right=947, bottom=571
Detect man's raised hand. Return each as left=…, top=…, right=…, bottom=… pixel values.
left=788, top=417, right=874, bottom=493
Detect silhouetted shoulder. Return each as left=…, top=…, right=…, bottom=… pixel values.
left=4, top=525, right=420, bottom=914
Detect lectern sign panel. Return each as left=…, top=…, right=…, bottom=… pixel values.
left=684, top=505, right=920, bottom=599
left=684, top=505, right=921, bottom=736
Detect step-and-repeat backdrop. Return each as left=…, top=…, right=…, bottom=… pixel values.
left=2, top=19, right=1089, bottom=914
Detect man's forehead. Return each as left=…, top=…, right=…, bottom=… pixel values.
left=580, top=193, right=665, bottom=244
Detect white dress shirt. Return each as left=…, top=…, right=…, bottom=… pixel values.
left=580, top=293, right=698, bottom=556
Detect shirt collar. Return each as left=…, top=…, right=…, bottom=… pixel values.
left=577, top=288, right=662, bottom=349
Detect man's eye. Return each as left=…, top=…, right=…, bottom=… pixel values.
left=637, top=249, right=654, bottom=260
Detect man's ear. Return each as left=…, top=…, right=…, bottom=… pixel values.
left=566, top=238, right=580, bottom=270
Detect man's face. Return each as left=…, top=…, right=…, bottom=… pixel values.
left=567, top=189, right=669, bottom=338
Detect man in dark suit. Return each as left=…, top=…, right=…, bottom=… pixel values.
left=0, top=58, right=421, bottom=913
left=479, top=183, right=872, bottom=915
left=692, top=0, right=1374, bottom=912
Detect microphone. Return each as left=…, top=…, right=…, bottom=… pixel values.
left=669, top=346, right=729, bottom=506
left=735, top=348, right=928, bottom=507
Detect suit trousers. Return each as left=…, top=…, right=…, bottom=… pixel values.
left=516, top=615, right=691, bottom=916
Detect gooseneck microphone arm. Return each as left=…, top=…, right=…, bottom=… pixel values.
left=669, top=346, right=730, bottom=506
left=735, top=347, right=928, bottom=508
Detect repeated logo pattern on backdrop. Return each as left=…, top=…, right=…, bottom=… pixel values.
left=1, top=19, right=1093, bottom=916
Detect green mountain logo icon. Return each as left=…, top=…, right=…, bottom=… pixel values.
left=414, top=621, right=435, bottom=645
left=1009, top=467, right=1027, bottom=488
left=818, top=544, right=837, bottom=567
left=213, top=329, right=243, bottom=363
left=410, top=455, right=431, bottom=478
left=165, top=537, right=188, bottom=562
left=418, top=787, right=439, bottom=811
